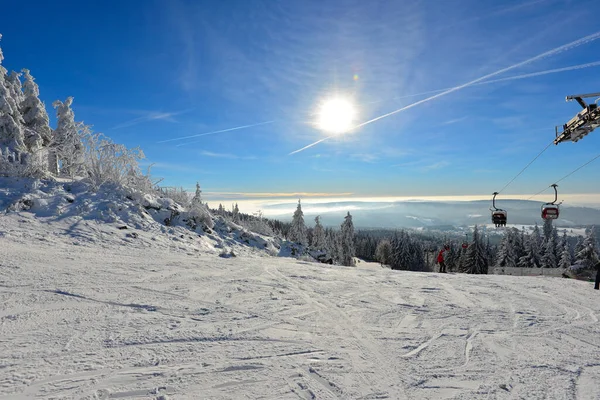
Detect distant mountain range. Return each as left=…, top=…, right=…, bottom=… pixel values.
left=262, top=199, right=600, bottom=229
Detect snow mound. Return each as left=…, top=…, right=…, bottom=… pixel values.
left=0, top=177, right=280, bottom=256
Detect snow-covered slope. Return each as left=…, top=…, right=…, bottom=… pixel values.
left=1, top=213, right=599, bottom=399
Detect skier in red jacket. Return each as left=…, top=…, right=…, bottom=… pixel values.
left=437, top=245, right=450, bottom=273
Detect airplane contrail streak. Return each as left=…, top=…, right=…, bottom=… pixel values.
left=288, top=137, right=331, bottom=155
left=157, top=120, right=275, bottom=144
left=289, top=30, right=600, bottom=155
left=357, top=31, right=600, bottom=129
left=383, top=60, right=600, bottom=102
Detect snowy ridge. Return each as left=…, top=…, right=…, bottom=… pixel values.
left=0, top=177, right=281, bottom=258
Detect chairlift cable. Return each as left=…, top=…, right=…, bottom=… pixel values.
left=527, top=151, right=600, bottom=200
left=498, top=139, right=554, bottom=194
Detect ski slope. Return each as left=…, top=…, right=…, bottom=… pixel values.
left=1, top=214, right=600, bottom=399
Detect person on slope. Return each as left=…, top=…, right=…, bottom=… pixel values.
left=595, top=260, right=599, bottom=290
left=437, top=245, right=450, bottom=273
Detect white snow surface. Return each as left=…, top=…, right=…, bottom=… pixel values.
left=1, top=211, right=600, bottom=399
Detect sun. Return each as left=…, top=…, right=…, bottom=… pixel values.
left=317, top=97, right=356, bottom=134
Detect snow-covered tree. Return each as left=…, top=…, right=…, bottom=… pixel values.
left=340, top=212, right=355, bottom=266
left=575, top=227, right=599, bottom=269
left=191, top=182, right=202, bottom=207
left=20, top=69, right=51, bottom=148
left=81, top=128, right=147, bottom=189
left=460, top=226, right=488, bottom=274
left=0, top=35, right=26, bottom=153
left=289, top=200, right=308, bottom=245
left=542, top=218, right=553, bottom=245
left=495, top=228, right=520, bottom=269
left=518, top=235, right=542, bottom=268
left=541, top=232, right=558, bottom=268
left=311, top=216, right=326, bottom=250
left=375, top=239, right=392, bottom=266
left=52, top=97, right=84, bottom=176
left=231, top=203, right=240, bottom=223
left=559, top=234, right=573, bottom=269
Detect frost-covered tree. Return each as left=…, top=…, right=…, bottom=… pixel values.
left=574, top=235, right=585, bottom=256
left=518, top=235, right=542, bottom=268
left=530, top=224, right=543, bottom=257
left=232, top=203, right=240, bottom=223
left=575, top=227, right=599, bottom=269
left=559, top=234, right=573, bottom=269
left=375, top=239, right=392, bottom=266
left=460, top=226, right=488, bottom=274
left=20, top=69, right=51, bottom=149
left=340, top=212, right=355, bottom=266
left=495, top=228, right=520, bottom=269
left=311, top=216, right=326, bottom=250
left=0, top=35, right=26, bottom=153
left=191, top=182, right=202, bottom=207
left=52, top=97, right=84, bottom=176
left=542, top=218, right=553, bottom=245
left=541, top=232, right=558, bottom=268
left=218, top=203, right=225, bottom=215
left=81, top=128, right=147, bottom=189
left=289, top=200, right=308, bottom=245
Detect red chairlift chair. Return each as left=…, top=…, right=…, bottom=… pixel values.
left=491, top=192, right=507, bottom=227
left=541, top=184, right=561, bottom=220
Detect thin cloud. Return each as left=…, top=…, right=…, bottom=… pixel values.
left=200, top=151, right=257, bottom=160
left=441, top=116, right=468, bottom=125
left=111, top=109, right=192, bottom=130
left=159, top=120, right=275, bottom=144
left=421, top=161, right=450, bottom=172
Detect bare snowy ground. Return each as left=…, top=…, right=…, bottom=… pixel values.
left=1, top=214, right=600, bottom=399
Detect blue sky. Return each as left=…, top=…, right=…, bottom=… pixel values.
left=2, top=0, right=600, bottom=211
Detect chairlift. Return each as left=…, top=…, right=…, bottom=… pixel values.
left=462, top=233, right=469, bottom=249
left=541, top=184, right=561, bottom=220
left=491, top=192, right=507, bottom=227
left=554, top=92, right=600, bottom=145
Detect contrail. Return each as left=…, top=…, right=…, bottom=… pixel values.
left=157, top=120, right=275, bottom=144
left=290, top=30, right=600, bottom=155
left=357, top=31, right=600, bottom=128
left=288, top=138, right=330, bottom=155
left=382, top=60, right=600, bottom=102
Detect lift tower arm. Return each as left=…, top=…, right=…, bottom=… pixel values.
left=566, top=92, right=600, bottom=109
left=554, top=92, right=600, bottom=145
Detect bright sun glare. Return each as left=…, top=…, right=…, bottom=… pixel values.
left=317, top=97, right=356, bottom=134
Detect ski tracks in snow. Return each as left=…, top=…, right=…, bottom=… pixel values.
left=2, top=230, right=600, bottom=399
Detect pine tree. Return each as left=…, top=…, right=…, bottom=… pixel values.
left=461, top=226, right=488, bottom=274
left=575, top=227, right=599, bottom=269
left=375, top=239, right=392, bottom=266
left=289, top=200, right=307, bottom=245
left=559, top=235, right=572, bottom=269
left=311, top=216, right=326, bottom=251
left=20, top=69, right=51, bottom=148
left=518, top=235, right=541, bottom=268
left=52, top=97, right=83, bottom=176
left=340, top=212, right=355, bottom=266
left=0, top=35, right=26, bottom=153
left=574, top=235, right=585, bottom=256
left=191, top=182, right=202, bottom=207
left=542, top=218, right=553, bottom=245
left=541, top=233, right=558, bottom=268
left=232, top=203, right=240, bottom=223
left=495, top=228, right=519, bottom=269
